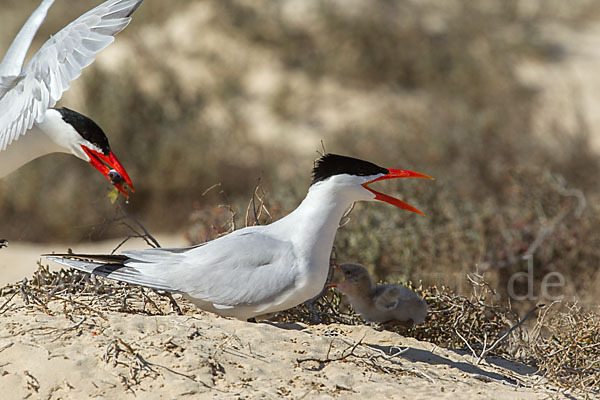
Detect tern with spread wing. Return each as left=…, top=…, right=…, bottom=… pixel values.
left=0, top=0, right=140, bottom=196
left=46, top=154, right=433, bottom=320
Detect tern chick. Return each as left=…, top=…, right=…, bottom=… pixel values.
left=330, top=263, right=428, bottom=327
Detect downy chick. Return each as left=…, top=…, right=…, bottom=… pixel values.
left=330, top=263, right=428, bottom=327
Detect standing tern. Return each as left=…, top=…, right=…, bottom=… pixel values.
left=45, top=153, right=433, bottom=320
left=329, top=263, right=428, bottom=327
left=0, top=0, right=141, bottom=196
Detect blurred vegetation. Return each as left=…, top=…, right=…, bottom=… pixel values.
left=1, top=0, right=600, bottom=308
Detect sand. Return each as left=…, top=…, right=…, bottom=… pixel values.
left=0, top=234, right=186, bottom=287
left=0, top=262, right=560, bottom=400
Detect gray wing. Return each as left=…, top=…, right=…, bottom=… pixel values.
left=0, top=0, right=55, bottom=77
left=46, top=229, right=299, bottom=309
left=0, top=0, right=143, bottom=151
left=124, top=230, right=300, bottom=309
left=373, top=285, right=402, bottom=311
left=374, top=284, right=426, bottom=312
left=374, top=284, right=428, bottom=324
left=46, top=254, right=178, bottom=292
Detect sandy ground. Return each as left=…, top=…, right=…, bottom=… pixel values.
left=0, top=291, right=556, bottom=400
left=0, top=234, right=187, bottom=287
left=0, top=237, right=562, bottom=399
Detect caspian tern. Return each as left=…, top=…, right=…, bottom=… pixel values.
left=45, top=153, right=433, bottom=320
left=329, top=263, right=428, bottom=327
left=0, top=0, right=141, bottom=197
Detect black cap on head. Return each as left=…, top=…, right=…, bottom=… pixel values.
left=311, top=153, right=389, bottom=185
left=56, top=107, right=110, bottom=155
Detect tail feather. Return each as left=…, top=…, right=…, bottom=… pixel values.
left=44, top=254, right=179, bottom=293
left=44, top=253, right=129, bottom=263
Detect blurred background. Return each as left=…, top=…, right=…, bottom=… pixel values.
left=1, top=0, right=600, bottom=309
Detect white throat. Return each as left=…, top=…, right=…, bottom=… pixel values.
left=268, top=179, right=368, bottom=296
left=0, top=109, right=86, bottom=178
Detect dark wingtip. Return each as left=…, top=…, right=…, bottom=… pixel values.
left=126, top=0, right=145, bottom=17
left=43, top=253, right=129, bottom=263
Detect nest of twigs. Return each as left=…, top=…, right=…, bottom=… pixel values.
left=276, top=277, right=600, bottom=398
left=0, top=264, right=196, bottom=319
left=276, top=278, right=522, bottom=360
left=527, top=303, right=600, bottom=397
left=2, top=264, right=599, bottom=398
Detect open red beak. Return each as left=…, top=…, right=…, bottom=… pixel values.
left=82, top=146, right=135, bottom=198
left=362, top=168, right=434, bottom=216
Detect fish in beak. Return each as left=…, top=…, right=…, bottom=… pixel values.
left=82, top=145, right=135, bottom=198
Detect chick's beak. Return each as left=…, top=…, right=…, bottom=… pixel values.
left=82, top=146, right=135, bottom=198
left=362, top=168, right=434, bottom=215
left=327, top=264, right=342, bottom=288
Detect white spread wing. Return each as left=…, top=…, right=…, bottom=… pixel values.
left=0, top=0, right=143, bottom=151
left=0, top=0, right=55, bottom=77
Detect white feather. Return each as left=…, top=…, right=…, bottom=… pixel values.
left=0, top=0, right=143, bottom=158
